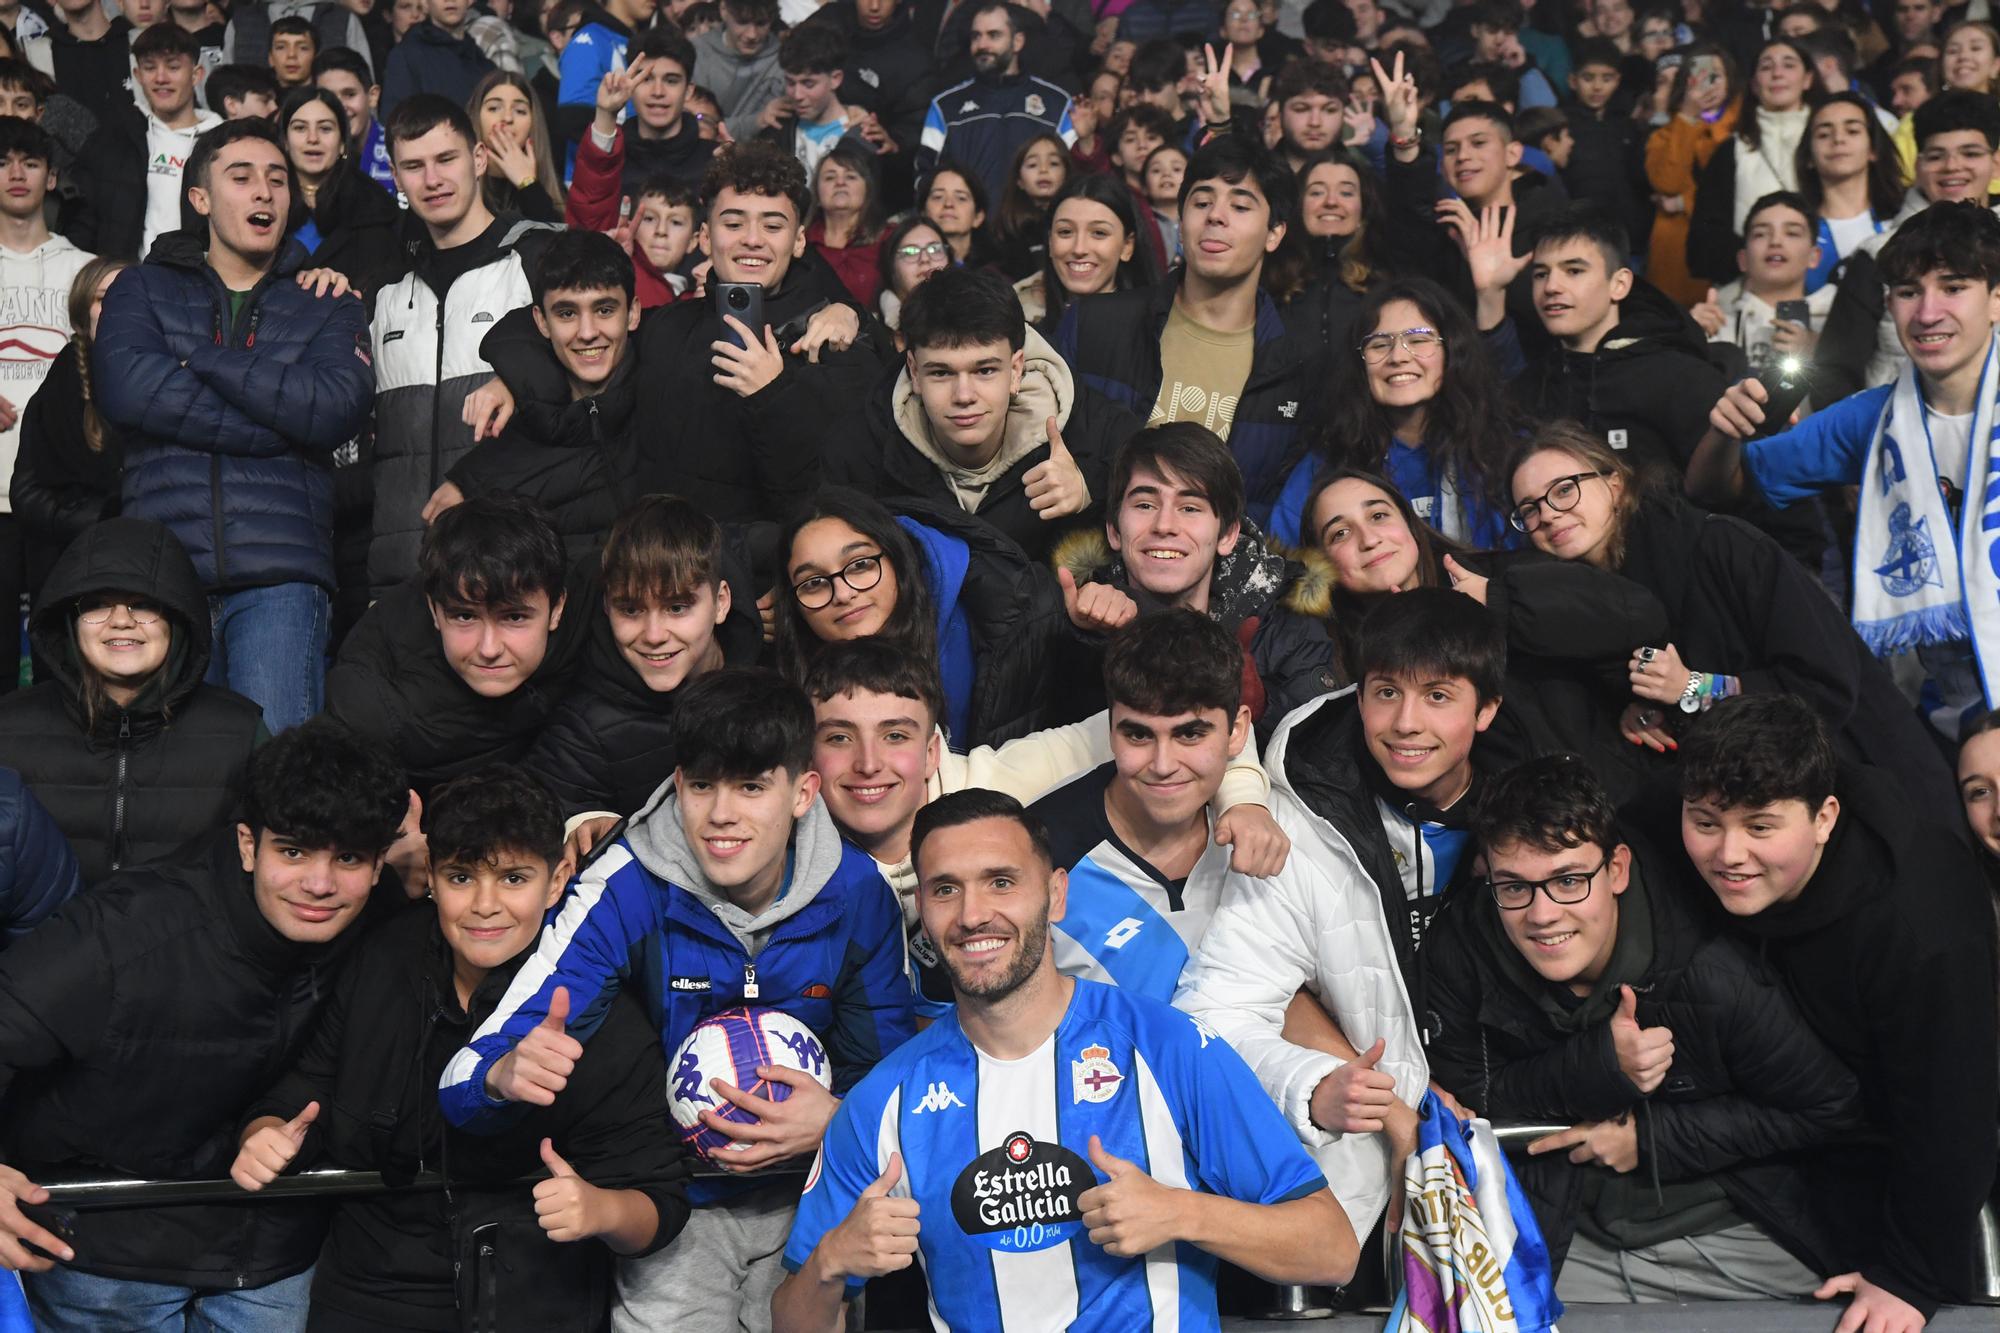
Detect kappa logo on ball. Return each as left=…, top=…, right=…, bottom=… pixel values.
left=1070, top=1043, right=1123, bottom=1103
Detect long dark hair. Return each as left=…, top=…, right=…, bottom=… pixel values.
left=1303, top=466, right=1467, bottom=675
left=995, top=131, right=1068, bottom=244
left=278, top=86, right=354, bottom=224
left=1308, top=276, right=1524, bottom=510
left=773, top=488, right=940, bottom=688
left=1797, top=90, right=1905, bottom=222
left=1272, top=148, right=1385, bottom=301
left=1038, top=171, right=1152, bottom=327
left=1739, top=37, right=1817, bottom=150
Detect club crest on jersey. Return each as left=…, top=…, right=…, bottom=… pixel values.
left=950, top=1132, right=1090, bottom=1252
left=1070, top=1044, right=1123, bottom=1103
left=1025, top=93, right=1045, bottom=116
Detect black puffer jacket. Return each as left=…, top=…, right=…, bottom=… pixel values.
left=326, top=562, right=591, bottom=800
left=1425, top=838, right=1864, bottom=1276
left=0, top=827, right=366, bottom=1286
left=447, top=352, right=640, bottom=563
left=242, top=904, right=690, bottom=1331
left=523, top=558, right=764, bottom=819
left=0, top=519, right=265, bottom=884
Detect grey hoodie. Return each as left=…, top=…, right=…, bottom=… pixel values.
left=692, top=27, right=786, bottom=145
left=623, top=780, right=848, bottom=957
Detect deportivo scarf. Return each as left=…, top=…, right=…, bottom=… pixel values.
left=1852, top=331, right=2000, bottom=706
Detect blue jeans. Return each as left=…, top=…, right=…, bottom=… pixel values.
left=24, top=1264, right=313, bottom=1333
left=205, top=584, right=329, bottom=733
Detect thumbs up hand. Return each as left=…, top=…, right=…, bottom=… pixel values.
left=1609, top=984, right=1675, bottom=1095
left=534, top=1137, right=612, bottom=1242
left=230, top=1101, right=319, bottom=1190
left=1057, top=565, right=1138, bottom=635
left=1024, top=416, right=1090, bottom=519
left=1309, top=1037, right=1401, bottom=1134
left=1079, top=1134, right=1183, bottom=1256
left=486, top=986, right=587, bottom=1107
left=822, top=1152, right=922, bottom=1279
left=1690, top=287, right=1727, bottom=338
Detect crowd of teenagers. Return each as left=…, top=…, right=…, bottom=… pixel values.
left=0, top=0, right=1992, bottom=1329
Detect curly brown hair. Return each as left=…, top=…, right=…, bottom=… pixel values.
left=700, top=138, right=811, bottom=222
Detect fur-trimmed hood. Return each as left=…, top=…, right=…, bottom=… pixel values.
left=1049, top=518, right=1335, bottom=626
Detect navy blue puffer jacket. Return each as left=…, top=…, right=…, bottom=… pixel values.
left=0, top=767, right=80, bottom=947
left=92, top=231, right=375, bottom=592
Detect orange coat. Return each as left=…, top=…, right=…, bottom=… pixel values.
left=1646, top=100, right=1741, bottom=308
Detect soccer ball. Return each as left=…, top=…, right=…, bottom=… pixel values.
left=667, top=1007, right=833, bottom=1159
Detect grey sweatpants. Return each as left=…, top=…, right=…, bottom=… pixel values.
left=1557, top=1222, right=1822, bottom=1304
left=613, top=1180, right=800, bottom=1333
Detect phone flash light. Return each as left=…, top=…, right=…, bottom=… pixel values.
left=1779, top=356, right=1802, bottom=376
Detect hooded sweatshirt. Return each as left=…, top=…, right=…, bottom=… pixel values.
left=691, top=26, right=786, bottom=144
left=0, top=234, right=92, bottom=505
left=893, top=325, right=1072, bottom=514
left=438, top=786, right=919, bottom=1205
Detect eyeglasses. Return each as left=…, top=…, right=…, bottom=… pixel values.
left=1357, top=327, right=1444, bottom=363
left=1508, top=470, right=1612, bottom=533
left=76, top=598, right=163, bottom=625
left=1488, top=857, right=1609, bottom=910
left=793, top=553, right=885, bottom=609
left=894, top=241, right=950, bottom=262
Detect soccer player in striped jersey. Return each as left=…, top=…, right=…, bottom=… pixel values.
left=772, top=789, right=1354, bottom=1332
left=1029, top=611, right=1251, bottom=1001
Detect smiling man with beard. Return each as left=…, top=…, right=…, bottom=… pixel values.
left=774, top=787, right=1353, bottom=1333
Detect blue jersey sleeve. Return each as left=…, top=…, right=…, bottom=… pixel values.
left=558, top=24, right=616, bottom=106
left=1163, top=1010, right=1329, bottom=1206
left=438, top=844, right=663, bottom=1131
left=1744, top=384, right=1890, bottom=509
left=782, top=1084, right=890, bottom=1291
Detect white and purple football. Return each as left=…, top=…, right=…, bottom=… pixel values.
left=667, top=1006, right=833, bottom=1158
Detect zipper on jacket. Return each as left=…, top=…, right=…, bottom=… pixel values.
left=110, top=711, right=130, bottom=870
left=430, top=290, right=448, bottom=493
left=210, top=453, right=227, bottom=586
left=587, top=397, right=600, bottom=443
left=743, top=961, right=759, bottom=999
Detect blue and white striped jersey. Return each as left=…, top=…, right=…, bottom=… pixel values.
left=782, top=980, right=1327, bottom=1332
left=1030, top=765, right=1232, bottom=1001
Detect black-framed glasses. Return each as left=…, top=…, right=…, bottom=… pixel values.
left=1509, top=470, right=1612, bottom=533
left=894, top=241, right=949, bottom=263
left=76, top=598, right=163, bottom=625
left=1487, top=858, right=1609, bottom=911
left=792, top=554, right=885, bottom=609
left=1357, top=327, right=1443, bottom=364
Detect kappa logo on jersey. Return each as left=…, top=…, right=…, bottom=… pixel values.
left=950, top=1131, right=1091, bottom=1251
left=911, top=1080, right=966, bottom=1113
left=669, top=974, right=711, bottom=992
left=1071, top=1043, right=1123, bottom=1103
left=1102, top=917, right=1144, bottom=950
left=1188, top=1014, right=1218, bottom=1049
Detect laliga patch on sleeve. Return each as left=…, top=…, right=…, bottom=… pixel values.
left=950, top=1131, right=1091, bottom=1252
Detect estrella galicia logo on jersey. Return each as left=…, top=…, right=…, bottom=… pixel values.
left=669, top=975, right=711, bottom=992
left=950, top=1132, right=1090, bottom=1252
left=1070, top=1044, right=1123, bottom=1103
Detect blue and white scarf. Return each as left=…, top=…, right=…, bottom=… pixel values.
left=1853, top=332, right=2000, bottom=706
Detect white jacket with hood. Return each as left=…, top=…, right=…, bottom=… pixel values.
left=1173, top=694, right=1430, bottom=1240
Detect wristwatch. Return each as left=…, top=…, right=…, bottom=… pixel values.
left=1677, top=671, right=1704, bottom=714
